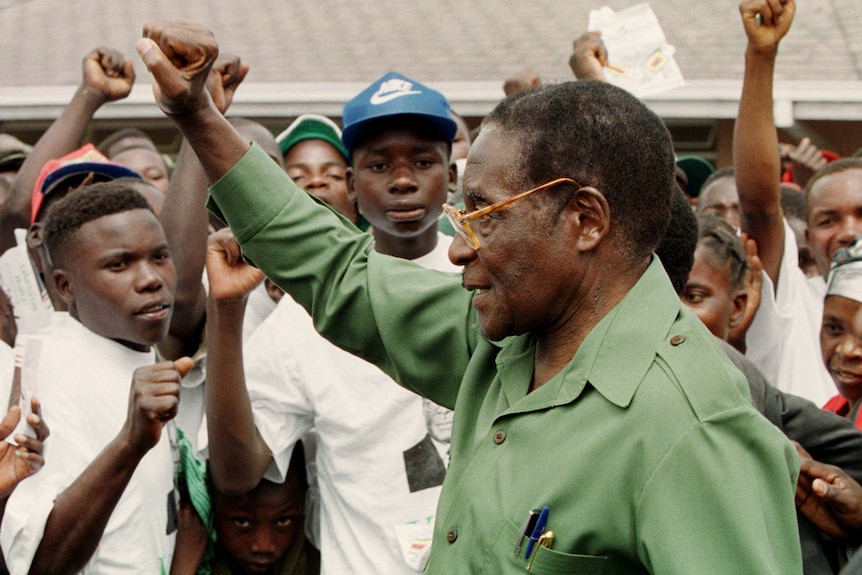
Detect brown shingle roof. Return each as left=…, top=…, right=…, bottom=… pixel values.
left=1, top=0, right=859, bottom=89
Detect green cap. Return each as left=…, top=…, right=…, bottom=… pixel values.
left=675, top=155, right=714, bottom=198
left=276, top=114, right=349, bottom=163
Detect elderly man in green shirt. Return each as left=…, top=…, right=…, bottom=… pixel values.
left=137, top=22, right=803, bottom=574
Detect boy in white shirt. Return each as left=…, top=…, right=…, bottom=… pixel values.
left=205, top=72, right=459, bottom=574
left=1, top=182, right=191, bottom=574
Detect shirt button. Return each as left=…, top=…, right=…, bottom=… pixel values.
left=670, top=334, right=685, bottom=346
left=493, top=430, right=507, bottom=444
left=446, top=528, right=458, bottom=543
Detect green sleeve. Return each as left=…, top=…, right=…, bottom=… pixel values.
left=207, top=144, right=477, bottom=408
left=636, top=407, right=802, bottom=574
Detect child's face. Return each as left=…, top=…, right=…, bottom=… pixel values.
left=806, top=168, right=862, bottom=278
left=348, top=128, right=454, bottom=241
left=821, top=294, right=862, bottom=406
left=54, top=208, right=176, bottom=352
left=284, top=139, right=355, bottom=222
left=215, top=477, right=304, bottom=575
left=681, top=245, right=744, bottom=341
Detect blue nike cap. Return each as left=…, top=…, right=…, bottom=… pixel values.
left=341, top=71, right=457, bottom=152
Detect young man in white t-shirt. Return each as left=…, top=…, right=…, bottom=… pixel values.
left=204, top=72, right=460, bottom=574
left=1, top=182, right=191, bottom=574
left=733, top=0, right=849, bottom=407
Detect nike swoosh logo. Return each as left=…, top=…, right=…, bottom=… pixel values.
left=370, top=90, right=421, bottom=105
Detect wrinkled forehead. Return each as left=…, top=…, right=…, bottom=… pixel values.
left=463, top=127, right=524, bottom=193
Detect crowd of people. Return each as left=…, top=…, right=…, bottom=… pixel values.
left=1, top=0, right=862, bottom=573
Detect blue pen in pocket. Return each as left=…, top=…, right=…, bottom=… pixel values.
left=524, top=505, right=549, bottom=560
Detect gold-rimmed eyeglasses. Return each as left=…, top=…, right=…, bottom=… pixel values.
left=442, top=177, right=580, bottom=250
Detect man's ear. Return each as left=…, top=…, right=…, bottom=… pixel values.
left=448, top=160, right=458, bottom=189
left=728, top=289, right=749, bottom=329
left=52, top=269, right=75, bottom=306
left=346, top=167, right=357, bottom=206
left=565, top=186, right=610, bottom=252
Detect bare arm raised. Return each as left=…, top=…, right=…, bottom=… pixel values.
left=0, top=47, right=134, bottom=254
left=204, top=229, right=270, bottom=494
left=733, top=0, right=796, bottom=287
left=158, top=53, right=250, bottom=361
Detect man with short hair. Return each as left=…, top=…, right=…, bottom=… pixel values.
left=138, top=22, right=803, bottom=574
left=0, top=181, right=191, bottom=574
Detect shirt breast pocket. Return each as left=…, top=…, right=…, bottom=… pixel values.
left=495, top=518, right=607, bottom=575
left=528, top=545, right=607, bottom=575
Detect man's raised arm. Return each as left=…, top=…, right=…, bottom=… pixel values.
left=733, top=0, right=796, bottom=287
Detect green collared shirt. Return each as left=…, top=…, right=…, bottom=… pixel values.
left=209, top=144, right=802, bottom=575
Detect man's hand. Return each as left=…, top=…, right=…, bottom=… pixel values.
left=739, top=0, right=796, bottom=55
left=502, top=69, right=541, bottom=96
left=795, top=442, right=862, bottom=540
left=206, top=53, right=250, bottom=115
left=82, top=47, right=135, bottom=103
left=0, top=397, right=49, bottom=499
left=137, top=22, right=219, bottom=117
left=727, top=233, right=762, bottom=353
left=121, top=358, right=192, bottom=456
left=206, top=228, right=265, bottom=304
left=568, top=31, right=609, bottom=81
left=782, top=137, right=828, bottom=188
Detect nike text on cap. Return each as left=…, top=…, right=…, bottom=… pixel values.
left=341, top=71, right=458, bottom=152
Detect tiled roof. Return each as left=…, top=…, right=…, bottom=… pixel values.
left=1, top=0, right=860, bottom=90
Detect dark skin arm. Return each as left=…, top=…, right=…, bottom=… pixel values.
left=0, top=47, right=134, bottom=254
left=168, top=496, right=209, bottom=575
left=733, top=0, right=796, bottom=289
left=27, top=358, right=191, bottom=575
left=204, top=229, right=272, bottom=495
left=157, top=53, right=249, bottom=360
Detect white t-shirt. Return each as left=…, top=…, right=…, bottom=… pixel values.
left=0, top=313, right=176, bottom=574
left=245, top=236, right=457, bottom=575
left=745, top=219, right=835, bottom=407
left=242, top=282, right=278, bottom=343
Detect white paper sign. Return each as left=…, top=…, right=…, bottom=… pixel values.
left=588, top=3, right=685, bottom=98
left=0, top=229, right=52, bottom=335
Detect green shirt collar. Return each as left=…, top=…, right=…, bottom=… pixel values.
left=497, top=256, right=679, bottom=411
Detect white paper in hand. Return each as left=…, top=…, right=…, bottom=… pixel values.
left=588, top=3, right=685, bottom=98
left=0, top=229, right=53, bottom=336
left=7, top=335, right=42, bottom=445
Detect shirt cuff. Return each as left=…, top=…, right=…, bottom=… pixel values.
left=206, top=142, right=300, bottom=245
